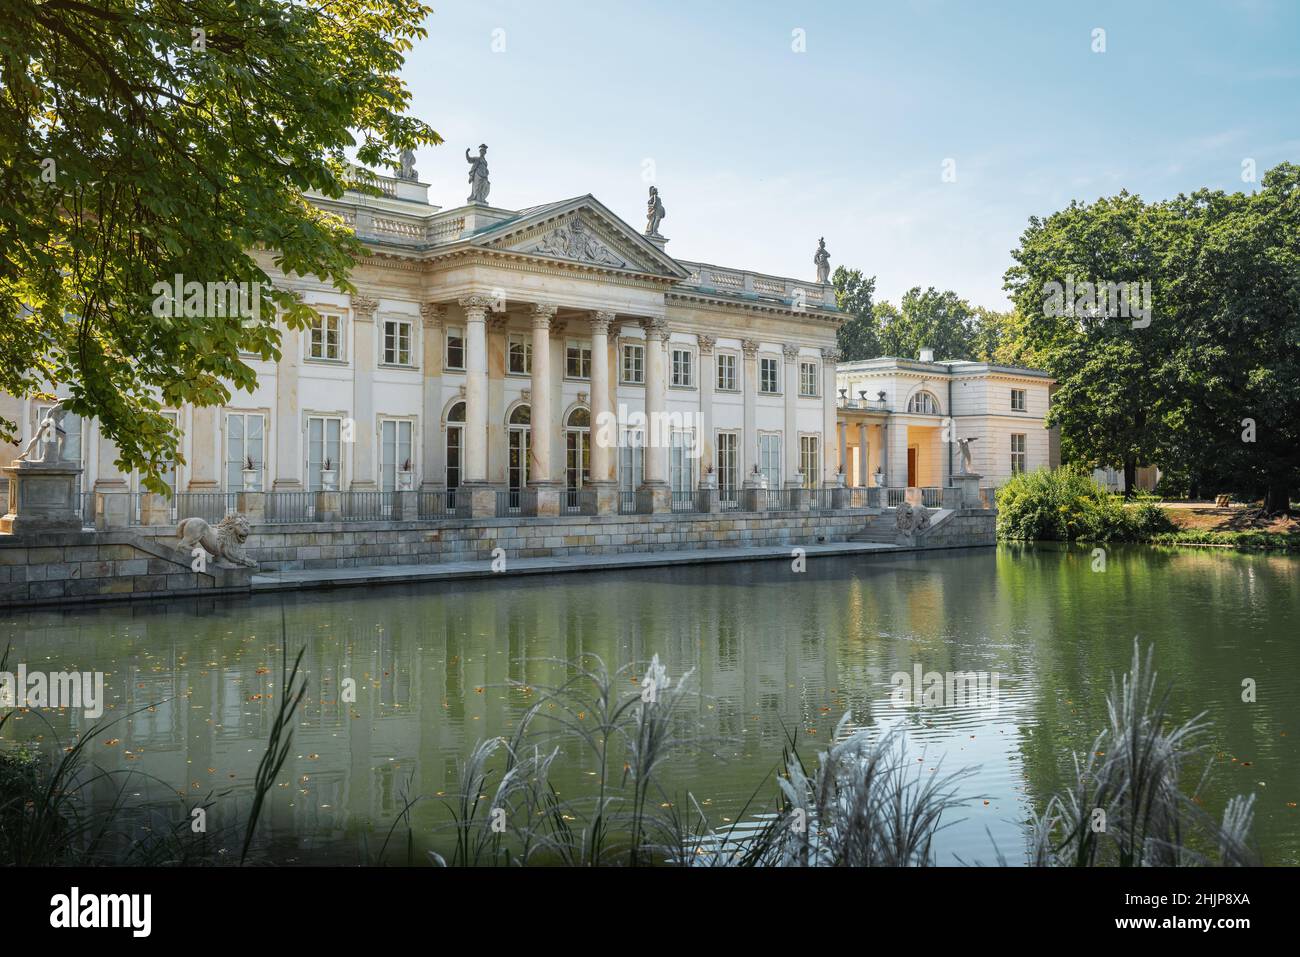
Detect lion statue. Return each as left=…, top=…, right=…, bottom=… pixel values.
left=177, top=513, right=257, bottom=568
left=894, top=500, right=932, bottom=542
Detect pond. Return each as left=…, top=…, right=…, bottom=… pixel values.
left=3, top=544, right=1298, bottom=865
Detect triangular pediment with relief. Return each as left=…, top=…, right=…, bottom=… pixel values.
left=475, top=196, right=688, bottom=278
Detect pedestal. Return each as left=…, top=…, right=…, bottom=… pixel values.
left=236, top=491, right=266, bottom=524
left=140, top=492, right=174, bottom=526
left=636, top=481, right=671, bottom=514
left=314, top=490, right=342, bottom=522
left=534, top=484, right=562, bottom=518
left=1, top=461, right=84, bottom=534
left=591, top=481, right=618, bottom=516
left=951, top=473, right=983, bottom=509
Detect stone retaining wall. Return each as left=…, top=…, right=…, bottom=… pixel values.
left=914, top=509, right=998, bottom=548
left=0, top=530, right=254, bottom=607
left=135, top=509, right=886, bottom=571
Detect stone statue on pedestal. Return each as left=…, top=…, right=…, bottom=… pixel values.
left=19, top=402, right=69, bottom=463
left=814, top=237, right=831, bottom=283
left=646, top=186, right=666, bottom=236
left=466, top=144, right=490, bottom=204
left=398, top=148, right=418, bottom=182
left=956, top=437, right=979, bottom=476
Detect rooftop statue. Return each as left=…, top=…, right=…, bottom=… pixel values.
left=814, top=237, right=831, bottom=283
left=646, top=186, right=666, bottom=236
left=466, top=144, right=490, bottom=204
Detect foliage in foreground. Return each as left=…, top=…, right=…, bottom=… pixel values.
left=1, top=0, right=440, bottom=488
left=2, top=642, right=1258, bottom=867
left=996, top=467, right=1175, bottom=543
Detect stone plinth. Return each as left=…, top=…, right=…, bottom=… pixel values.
left=139, top=492, right=174, bottom=526
left=637, top=482, right=671, bottom=514
left=535, top=485, right=562, bottom=518
left=391, top=490, right=416, bottom=522
left=951, top=473, right=984, bottom=509
left=592, top=481, right=618, bottom=516
left=237, top=491, right=266, bottom=524
left=2, top=460, right=84, bottom=535
left=315, top=490, right=342, bottom=522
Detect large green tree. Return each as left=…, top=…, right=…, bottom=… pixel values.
left=832, top=265, right=878, bottom=360
left=878, top=286, right=978, bottom=361
left=1004, top=192, right=1178, bottom=494
left=1, top=0, right=439, bottom=490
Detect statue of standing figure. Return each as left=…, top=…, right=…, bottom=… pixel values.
left=19, top=401, right=69, bottom=464
left=956, top=436, right=979, bottom=475
left=646, top=186, right=666, bottom=236
left=466, top=144, right=490, bottom=204
left=814, top=237, right=831, bottom=283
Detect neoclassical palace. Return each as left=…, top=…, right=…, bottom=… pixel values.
left=1, top=155, right=844, bottom=514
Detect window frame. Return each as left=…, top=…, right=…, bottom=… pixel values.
left=715, top=351, right=739, bottom=392
left=507, top=333, right=532, bottom=376
left=445, top=325, right=466, bottom=371
left=1011, top=432, right=1027, bottom=474
left=799, top=359, right=819, bottom=397
left=1011, top=388, right=1027, bottom=412
left=621, top=341, right=645, bottom=385
left=758, top=355, right=781, bottom=395
left=382, top=318, right=414, bottom=367
left=308, top=313, right=344, bottom=362
left=670, top=345, right=695, bottom=389
left=565, top=339, right=592, bottom=380
left=799, top=434, right=820, bottom=488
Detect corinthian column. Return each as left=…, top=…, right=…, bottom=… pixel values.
left=639, top=317, right=671, bottom=512
left=783, top=344, right=801, bottom=488
left=822, top=347, right=841, bottom=485
left=589, top=311, right=618, bottom=513
left=350, top=295, right=379, bottom=489
left=696, top=335, right=715, bottom=483
left=741, top=339, right=759, bottom=484
left=458, top=296, right=491, bottom=502
left=530, top=303, right=561, bottom=516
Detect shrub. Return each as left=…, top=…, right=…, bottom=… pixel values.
left=996, top=468, right=1175, bottom=542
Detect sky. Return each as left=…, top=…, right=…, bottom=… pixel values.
left=396, top=0, right=1300, bottom=309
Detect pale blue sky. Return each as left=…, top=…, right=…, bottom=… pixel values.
left=398, top=0, right=1299, bottom=309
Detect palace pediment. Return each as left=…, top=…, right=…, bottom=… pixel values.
left=471, top=195, right=688, bottom=279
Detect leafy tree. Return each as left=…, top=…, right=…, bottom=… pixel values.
left=1, top=0, right=439, bottom=491
left=1004, top=192, right=1178, bottom=495
left=878, top=286, right=977, bottom=361
left=832, top=266, right=878, bottom=360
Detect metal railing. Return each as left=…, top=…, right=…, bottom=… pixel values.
left=173, top=491, right=238, bottom=524
left=418, top=490, right=454, bottom=519
left=920, top=487, right=942, bottom=508
left=618, top=490, right=639, bottom=514
left=886, top=488, right=906, bottom=508
left=670, top=490, right=697, bottom=513
left=497, top=488, right=537, bottom=517
left=264, top=491, right=314, bottom=523
left=566, top=487, right=597, bottom=515
left=719, top=487, right=740, bottom=511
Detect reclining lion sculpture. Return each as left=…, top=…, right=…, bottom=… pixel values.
left=177, top=513, right=258, bottom=568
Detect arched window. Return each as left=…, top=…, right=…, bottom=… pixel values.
left=907, top=391, right=941, bottom=415
left=507, top=404, right=531, bottom=492
left=566, top=407, right=591, bottom=494
left=445, top=402, right=465, bottom=494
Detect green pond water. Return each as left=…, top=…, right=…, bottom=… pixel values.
left=3, top=544, right=1298, bottom=865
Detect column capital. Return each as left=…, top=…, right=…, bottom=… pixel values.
left=590, top=310, right=616, bottom=334
left=782, top=343, right=801, bottom=362
left=741, top=338, right=760, bottom=358
left=531, top=302, right=559, bottom=330
left=821, top=346, right=842, bottom=363
left=696, top=334, right=716, bottom=355
left=352, top=295, right=380, bottom=322
left=458, top=295, right=494, bottom=320
left=419, top=302, right=445, bottom=328
left=641, top=316, right=670, bottom=342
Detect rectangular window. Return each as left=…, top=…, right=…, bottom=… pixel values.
left=309, top=314, right=342, bottom=360
left=799, top=360, right=818, bottom=397
left=380, top=419, right=414, bottom=491
left=306, top=415, right=342, bottom=491
left=383, top=319, right=412, bottom=366
left=1011, top=433, right=1026, bottom=473
left=669, top=430, right=696, bottom=497
left=225, top=412, right=265, bottom=491
left=671, top=347, right=694, bottom=388
left=1011, top=388, right=1027, bottom=411
left=716, top=352, right=738, bottom=391
left=619, top=430, right=644, bottom=491
left=445, top=326, right=465, bottom=370
left=621, top=342, right=645, bottom=384
left=566, top=340, right=592, bottom=379
left=760, top=356, right=780, bottom=394
left=758, top=433, right=781, bottom=489
left=508, top=334, right=532, bottom=375
left=716, top=432, right=739, bottom=499
left=800, top=435, right=820, bottom=488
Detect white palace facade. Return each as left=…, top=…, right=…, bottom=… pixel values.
left=2, top=169, right=845, bottom=514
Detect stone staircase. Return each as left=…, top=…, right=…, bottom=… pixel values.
left=849, top=513, right=897, bottom=544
